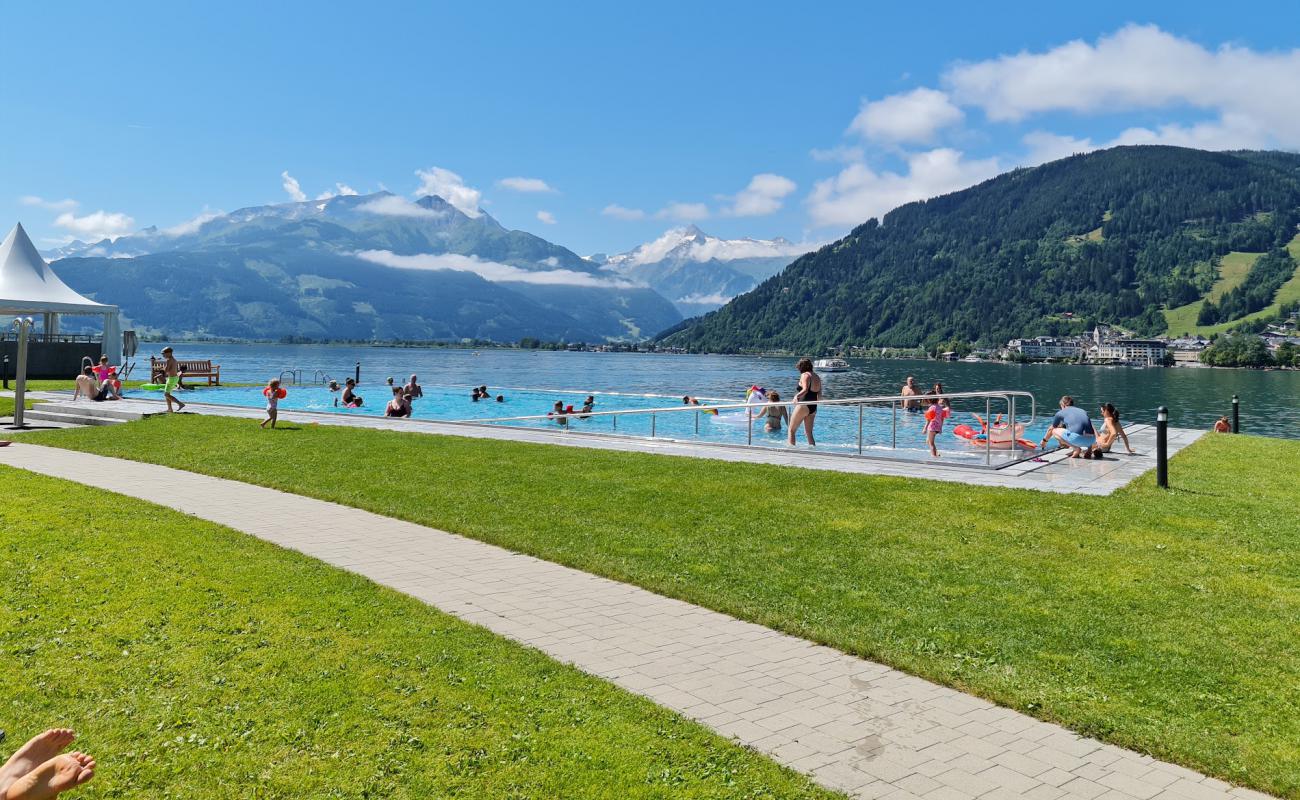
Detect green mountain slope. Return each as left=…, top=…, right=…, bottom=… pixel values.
left=661, top=146, right=1300, bottom=352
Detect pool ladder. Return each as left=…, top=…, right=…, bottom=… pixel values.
left=277, top=369, right=334, bottom=385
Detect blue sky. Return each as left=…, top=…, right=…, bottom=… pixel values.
left=3, top=1, right=1298, bottom=256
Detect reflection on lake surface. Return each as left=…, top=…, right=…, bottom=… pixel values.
left=151, top=342, right=1300, bottom=439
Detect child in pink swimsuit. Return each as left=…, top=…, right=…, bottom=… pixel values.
left=925, top=398, right=950, bottom=457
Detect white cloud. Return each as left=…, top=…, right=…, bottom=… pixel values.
left=357, top=195, right=448, bottom=219
left=601, top=204, right=646, bottom=221
left=20, top=195, right=78, bottom=212
left=810, top=145, right=866, bottom=163
left=677, top=292, right=735, bottom=306
left=536, top=210, right=557, bottom=225
left=355, top=249, right=640, bottom=288
left=313, top=182, right=362, bottom=201
left=162, top=209, right=224, bottom=237
left=414, top=167, right=482, bottom=217
left=498, top=177, right=555, bottom=193
left=849, top=88, right=964, bottom=143
left=54, top=209, right=136, bottom=241
left=281, top=171, right=307, bottom=202
left=806, top=148, right=1000, bottom=228
left=1021, top=131, right=1098, bottom=165
left=725, top=173, right=797, bottom=217
left=655, top=202, right=710, bottom=221
left=945, top=24, right=1300, bottom=148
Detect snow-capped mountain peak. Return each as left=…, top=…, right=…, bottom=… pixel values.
left=604, top=226, right=808, bottom=268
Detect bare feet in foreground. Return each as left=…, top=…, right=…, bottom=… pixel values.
left=0, top=731, right=74, bottom=794
left=4, top=752, right=94, bottom=800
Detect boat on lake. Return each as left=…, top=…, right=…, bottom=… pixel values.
left=814, top=357, right=851, bottom=372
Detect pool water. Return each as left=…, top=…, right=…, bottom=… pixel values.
left=130, top=383, right=1052, bottom=461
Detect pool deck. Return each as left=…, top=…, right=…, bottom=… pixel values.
left=10, top=391, right=1204, bottom=495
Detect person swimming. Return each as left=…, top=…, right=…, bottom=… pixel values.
left=548, top=400, right=568, bottom=426
left=495, top=394, right=504, bottom=402
left=385, top=386, right=411, bottom=418
left=342, top=378, right=363, bottom=407
left=328, top=379, right=341, bottom=406
left=471, top=388, right=481, bottom=402
left=404, top=374, right=423, bottom=399
left=682, top=395, right=700, bottom=405
left=579, top=395, right=595, bottom=418
left=755, top=389, right=788, bottom=433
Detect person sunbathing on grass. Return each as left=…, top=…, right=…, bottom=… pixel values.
left=0, top=728, right=95, bottom=799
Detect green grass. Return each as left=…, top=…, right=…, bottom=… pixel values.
left=1163, top=251, right=1262, bottom=336
left=0, top=466, right=836, bottom=799
left=1164, top=234, right=1300, bottom=336
left=24, top=417, right=1300, bottom=796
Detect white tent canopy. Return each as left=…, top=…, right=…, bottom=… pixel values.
left=0, top=222, right=121, bottom=358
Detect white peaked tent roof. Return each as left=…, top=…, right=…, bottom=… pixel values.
left=0, top=222, right=117, bottom=314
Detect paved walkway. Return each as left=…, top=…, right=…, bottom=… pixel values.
left=0, top=443, right=1264, bottom=800
left=17, top=392, right=1205, bottom=495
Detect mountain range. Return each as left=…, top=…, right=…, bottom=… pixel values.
left=47, top=195, right=815, bottom=343
left=593, top=226, right=809, bottom=316
left=49, top=193, right=685, bottom=342
left=661, top=146, right=1300, bottom=352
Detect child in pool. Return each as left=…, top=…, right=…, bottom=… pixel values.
left=925, top=396, right=950, bottom=457
left=755, top=389, right=788, bottom=433
left=261, top=378, right=284, bottom=428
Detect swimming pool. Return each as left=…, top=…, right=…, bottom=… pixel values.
left=128, top=383, right=1051, bottom=463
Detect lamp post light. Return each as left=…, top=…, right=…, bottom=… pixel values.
left=1231, top=394, right=1240, bottom=434
left=7, top=317, right=34, bottom=429
left=1155, top=406, right=1169, bottom=489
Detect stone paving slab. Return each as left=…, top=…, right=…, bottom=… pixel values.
left=15, top=392, right=1204, bottom=495
left=0, top=443, right=1263, bottom=800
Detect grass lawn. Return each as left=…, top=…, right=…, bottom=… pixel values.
left=0, top=466, right=836, bottom=799
left=24, top=417, right=1300, bottom=797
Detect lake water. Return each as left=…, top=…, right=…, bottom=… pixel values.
left=144, top=342, right=1300, bottom=439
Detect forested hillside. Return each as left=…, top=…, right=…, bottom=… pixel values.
left=660, top=146, right=1300, bottom=352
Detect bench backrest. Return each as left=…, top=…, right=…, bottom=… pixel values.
left=150, top=357, right=214, bottom=371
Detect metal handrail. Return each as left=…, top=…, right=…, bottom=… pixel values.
left=463, top=390, right=1037, bottom=425
left=447, top=390, right=1039, bottom=464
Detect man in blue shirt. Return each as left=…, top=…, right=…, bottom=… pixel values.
left=1040, top=395, right=1097, bottom=458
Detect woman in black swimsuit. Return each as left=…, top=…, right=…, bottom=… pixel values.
left=788, top=357, right=822, bottom=446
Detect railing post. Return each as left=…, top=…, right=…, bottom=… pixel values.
left=747, top=410, right=752, bottom=445
left=891, top=400, right=897, bottom=448
left=858, top=403, right=864, bottom=454
left=1231, top=395, right=1239, bottom=434
left=695, top=410, right=699, bottom=435
left=1156, top=406, right=1169, bottom=489
left=651, top=412, right=656, bottom=439
left=985, top=397, right=992, bottom=465
left=355, top=362, right=361, bottom=384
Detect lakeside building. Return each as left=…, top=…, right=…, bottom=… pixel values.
left=1007, top=336, right=1085, bottom=360
left=1168, top=335, right=1210, bottom=364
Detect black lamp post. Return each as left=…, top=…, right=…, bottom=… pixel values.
left=1155, top=406, right=1169, bottom=489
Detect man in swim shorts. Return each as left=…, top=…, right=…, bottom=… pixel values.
left=161, top=347, right=186, bottom=413
left=1039, top=395, right=1095, bottom=458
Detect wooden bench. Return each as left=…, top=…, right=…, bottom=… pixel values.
left=149, top=357, right=221, bottom=386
